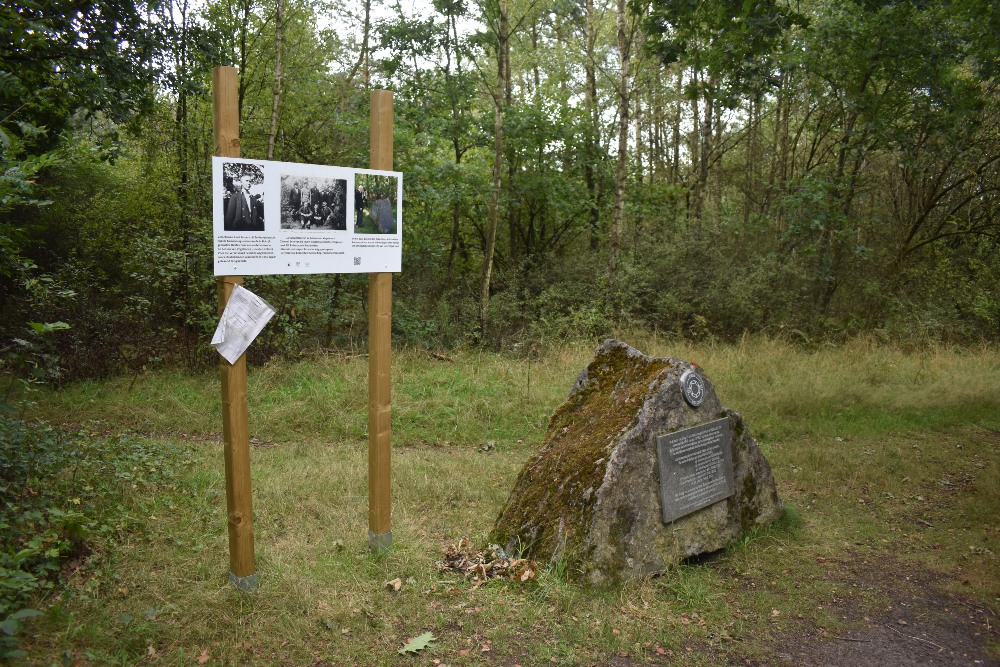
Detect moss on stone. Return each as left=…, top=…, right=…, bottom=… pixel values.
left=739, top=470, right=758, bottom=530
left=490, top=343, right=671, bottom=569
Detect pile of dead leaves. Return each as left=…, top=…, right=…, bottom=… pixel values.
left=436, top=538, right=538, bottom=587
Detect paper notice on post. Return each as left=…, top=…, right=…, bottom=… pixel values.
left=211, top=285, right=277, bottom=364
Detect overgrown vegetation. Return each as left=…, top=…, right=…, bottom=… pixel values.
left=0, top=418, right=183, bottom=659
left=5, top=338, right=998, bottom=664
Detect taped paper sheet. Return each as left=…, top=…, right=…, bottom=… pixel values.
left=211, top=285, right=277, bottom=364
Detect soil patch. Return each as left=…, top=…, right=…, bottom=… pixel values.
left=753, top=555, right=997, bottom=667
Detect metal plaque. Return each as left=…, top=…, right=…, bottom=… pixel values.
left=656, top=418, right=734, bottom=523
left=680, top=369, right=706, bottom=407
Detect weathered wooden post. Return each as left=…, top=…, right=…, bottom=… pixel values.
left=368, top=90, right=393, bottom=552
left=213, top=66, right=257, bottom=589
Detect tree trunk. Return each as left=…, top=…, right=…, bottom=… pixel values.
left=687, top=68, right=701, bottom=221
left=609, top=0, right=632, bottom=277
left=712, top=105, right=723, bottom=215
left=652, top=68, right=662, bottom=183
left=744, top=93, right=758, bottom=226
left=236, top=0, right=252, bottom=120
left=362, top=0, right=371, bottom=88
left=445, top=4, right=466, bottom=282
left=696, top=77, right=713, bottom=221
left=266, top=0, right=284, bottom=160
left=672, top=66, right=681, bottom=186
left=584, top=0, right=600, bottom=250
left=164, top=0, right=188, bottom=339
left=172, top=0, right=190, bottom=237
left=479, top=0, right=508, bottom=330
left=635, top=87, right=643, bottom=185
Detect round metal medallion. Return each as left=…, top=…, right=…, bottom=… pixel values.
left=680, top=369, right=706, bottom=407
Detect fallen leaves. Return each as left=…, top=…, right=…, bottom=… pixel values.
left=677, top=614, right=708, bottom=628
left=436, top=538, right=539, bottom=587
left=398, top=631, right=436, bottom=655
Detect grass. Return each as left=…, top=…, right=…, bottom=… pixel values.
left=10, top=335, right=1000, bottom=665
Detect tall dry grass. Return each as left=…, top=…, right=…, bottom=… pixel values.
left=30, top=336, right=1000, bottom=445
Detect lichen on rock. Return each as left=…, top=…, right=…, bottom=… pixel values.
left=490, top=339, right=783, bottom=585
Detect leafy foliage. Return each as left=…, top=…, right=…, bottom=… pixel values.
left=0, top=0, right=160, bottom=149
left=0, top=0, right=997, bottom=371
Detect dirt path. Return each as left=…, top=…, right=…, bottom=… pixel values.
left=748, top=558, right=997, bottom=667
left=543, top=556, right=999, bottom=667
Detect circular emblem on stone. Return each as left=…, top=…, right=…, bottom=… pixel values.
left=680, top=369, right=706, bottom=407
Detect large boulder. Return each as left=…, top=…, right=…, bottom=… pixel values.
left=491, top=339, right=783, bottom=585
left=371, top=198, right=394, bottom=233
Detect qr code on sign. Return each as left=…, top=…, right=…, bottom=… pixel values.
left=353, top=257, right=361, bottom=266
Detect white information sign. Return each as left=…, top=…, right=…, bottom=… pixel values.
left=212, top=156, right=403, bottom=275
left=211, top=285, right=277, bottom=364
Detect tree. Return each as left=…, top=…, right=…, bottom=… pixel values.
left=477, top=0, right=512, bottom=331
left=640, top=0, right=801, bottom=220
left=0, top=0, right=161, bottom=152
left=0, top=0, right=165, bottom=349
left=607, top=0, right=638, bottom=275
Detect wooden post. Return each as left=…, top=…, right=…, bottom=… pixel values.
left=213, top=66, right=257, bottom=590
left=368, top=90, right=393, bottom=552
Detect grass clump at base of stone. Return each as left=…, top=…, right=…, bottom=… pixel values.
left=6, top=336, right=999, bottom=665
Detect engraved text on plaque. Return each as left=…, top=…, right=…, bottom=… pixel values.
left=656, top=418, right=735, bottom=523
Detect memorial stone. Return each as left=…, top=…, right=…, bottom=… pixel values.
left=490, top=339, right=783, bottom=585
left=372, top=198, right=394, bottom=233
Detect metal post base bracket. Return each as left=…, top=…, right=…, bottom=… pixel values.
left=229, top=572, right=259, bottom=591
left=368, top=530, right=392, bottom=554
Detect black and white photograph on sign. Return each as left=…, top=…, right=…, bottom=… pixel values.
left=213, top=156, right=402, bottom=275
left=222, top=162, right=265, bottom=231
left=354, top=173, right=398, bottom=234
left=280, top=174, right=347, bottom=231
